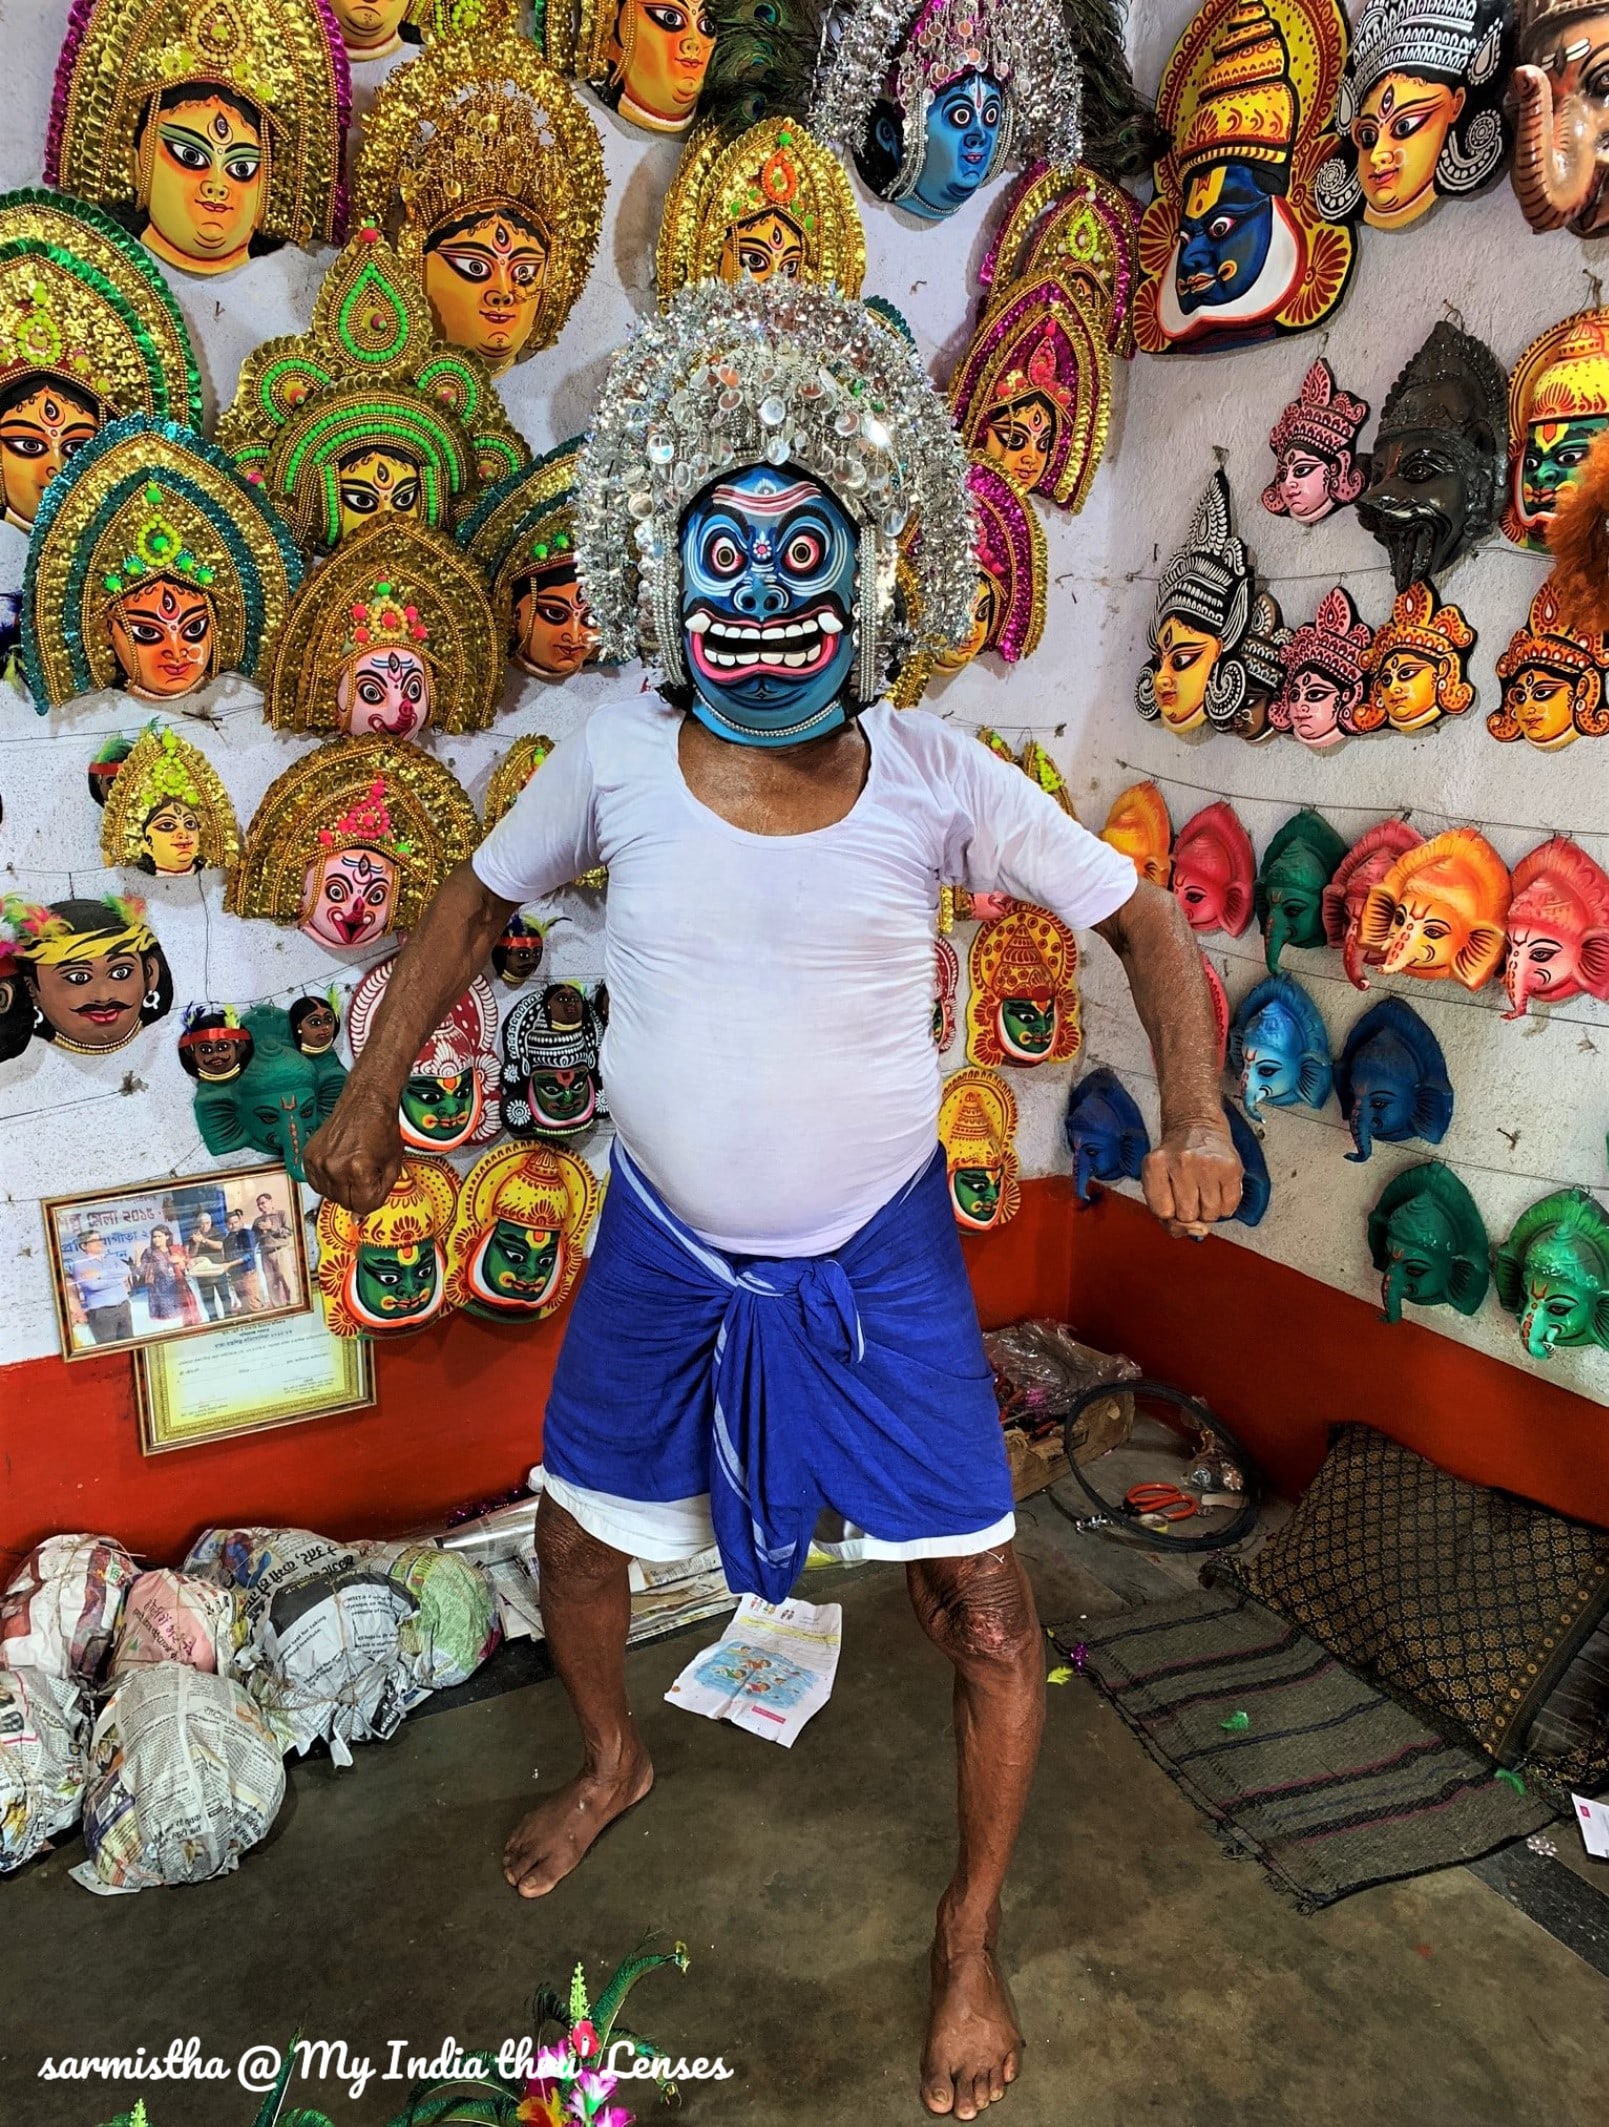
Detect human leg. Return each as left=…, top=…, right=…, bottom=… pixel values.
left=907, top=1544, right=1045, bottom=2120
left=502, top=1491, right=653, bottom=1898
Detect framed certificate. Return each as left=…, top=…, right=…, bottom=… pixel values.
left=135, top=1308, right=375, bottom=1454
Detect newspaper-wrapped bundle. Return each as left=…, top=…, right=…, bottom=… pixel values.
left=111, top=1570, right=248, bottom=1680
left=185, top=1527, right=420, bottom=1764
left=71, top=1664, right=284, bottom=1895
left=362, top=1543, right=500, bottom=1693
left=0, top=1664, right=87, bottom=1872
left=0, top=1533, right=137, bottom=1683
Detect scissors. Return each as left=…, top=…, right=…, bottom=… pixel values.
left=1124, top=1482, right=1198, bottom=1527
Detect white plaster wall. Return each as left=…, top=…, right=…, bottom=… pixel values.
left=1059, top=0, right=1609, bottom=1405
left=0, top=0, right=1113, bottom=1363
left=2, top=0, right=1602, bottom=1408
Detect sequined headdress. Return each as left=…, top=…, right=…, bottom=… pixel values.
left=657, top=115, right=866, bottom=306
left=461, top=439, right=585, bottom=616
left=21, top=414, right=304, bottom=714
left=229, top=734, right=479, bottom=929
left=46, top=0, right=350, bottom=251
left=967, top=462, right=1045, bottom=662
left=0, top=189, right=203, bottom=462
left=99, top=721, right=242, bottom=872
left=353, top=24, right=606, bottom=362
left=811, top=0, right=1084, bottom=202
left=217, top=225, right=529, bottom=550
left=978, top=161, right=1140, bottom=359
left=574, top=278, right=977, bottom=692
left=948, top=267, right=1111, bottom=512
left=260, top=517, right=504, bottom=733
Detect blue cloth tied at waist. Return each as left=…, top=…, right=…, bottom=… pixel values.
left=542, top=1141, right=1013, bottom=1603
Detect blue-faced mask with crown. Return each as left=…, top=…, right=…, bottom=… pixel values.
left=679, top=465, right=858, bottom=747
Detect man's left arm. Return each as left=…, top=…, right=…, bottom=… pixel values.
left=1093, top=882, right=1241, bottom=1236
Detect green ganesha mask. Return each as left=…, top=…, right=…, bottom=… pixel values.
left=192, top=1002, right=347, bottom=1182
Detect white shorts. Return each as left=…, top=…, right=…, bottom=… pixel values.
left=537, top=1468, right=1015, bottom=1568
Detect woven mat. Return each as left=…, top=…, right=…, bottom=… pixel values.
left=1065, top=1587, right=1555, bottom=1912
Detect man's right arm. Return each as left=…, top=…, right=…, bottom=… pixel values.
left=303, top=861, right=516, bottom=1216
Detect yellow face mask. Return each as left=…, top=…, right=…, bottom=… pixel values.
left=1372, top=647, right=1440, bottom=731
left=1503, top=667, right=1579, bottom=749
left=329, top=0, right=410, bottom=56
left=0, top=379, right=101, bottom=529
left=1151, top=615, right=1222, bottom=732
left=140, top=89, right=267, bottom=277
left=334, top=448, right=425, bottom=544
left=718, top=209, right=806, bottom=284
left=423, top=208, right=550, bottom=374
left=106, top=578, right=216, bottom=700
left=611, top=0, right=717, bottom=132
left=1352, top=72, right=1464, bottom=229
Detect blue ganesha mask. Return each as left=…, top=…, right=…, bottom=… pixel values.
left=679, top=464, right=858, bottom=747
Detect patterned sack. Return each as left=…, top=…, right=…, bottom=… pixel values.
left=1228, top=1425, right=1609, bottom=1786
left=71, top=1664, right=285, bottom=1896
left=0, top=1664, right=87, bottom=1873
left=0, top=1534, right=137, bottom=1683
left=110, top=1570, right=248, bottom=1681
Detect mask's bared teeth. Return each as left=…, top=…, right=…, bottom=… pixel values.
left=818, top=611, right=844, bottom=635
left=686, top=611, right=711, bottom=635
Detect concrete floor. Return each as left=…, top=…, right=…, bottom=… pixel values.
left=3, top=1502, right=1606, bottom=2127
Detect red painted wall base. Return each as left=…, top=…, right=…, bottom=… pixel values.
left=3, top=1177, right=1605, bottom=1581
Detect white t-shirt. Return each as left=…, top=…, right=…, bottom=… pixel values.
left=473, top=696, right=1137, bottom=1255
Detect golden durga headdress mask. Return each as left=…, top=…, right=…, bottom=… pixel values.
left=99, top=720, right=241, bottom=875
left=21, top=414, right=304, bottom=713
left=656, top=115, right=866, bottom=307
left=353, top=26, right=606, bottom=367
left=260, top=516, right=504, bottom=733
left=217, top=224, right=529, bottom=550
left=229, top=733, right=479, bottom=930
left=0, top=188, right=203, bottom=518
left=46, top=0, right=351, bottom=256
left=575, top=278, right=978, bottom=690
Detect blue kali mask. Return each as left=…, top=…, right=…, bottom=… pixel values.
left=1176, top=163, right=1276, bottom=316
left=680, top=464, right=858, bottom=747
left=907, top=71, right=1005, bottom=223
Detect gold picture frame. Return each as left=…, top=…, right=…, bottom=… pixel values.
left=136, top=1310, right=376, bottom=1455
left=42, top=1163, right=311, bottom=1364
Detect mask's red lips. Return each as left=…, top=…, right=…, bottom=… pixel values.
left=75, top=1002, right=130, bottom=1022
left=686, top=601, right=845, bottom=684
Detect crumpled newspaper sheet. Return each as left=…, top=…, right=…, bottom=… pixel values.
left=0, top=1534, right=137, bottom=1683
left=111, top=1569, right=248, bottom=1680
left=665, top=1594, right=842, bottom=1748
left=362, top=1542, right=500, bottom=1693
left=0, top=1664, right=87, bottom=1873
left=71, top=1662, right=284, bottom=1895
left=184, top=1527, right=421, bottom=1765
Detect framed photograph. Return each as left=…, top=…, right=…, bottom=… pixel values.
left=136, top=1309, right=375, bottom=1454
left=42, top=1163, right=310, bottom=1363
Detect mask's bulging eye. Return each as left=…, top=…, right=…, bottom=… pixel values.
left=784, top=529, right=824, bottom=572
left=705, top=532, right=743, bottom=576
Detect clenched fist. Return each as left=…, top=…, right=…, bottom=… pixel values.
left=303, top=1084, right=405, bottom=1218
left=1141, top=1115, right=1243, bottom=1239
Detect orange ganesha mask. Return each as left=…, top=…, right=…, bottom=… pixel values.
left=1357, top=826, right=1511, bottom=989
left=1101, top=781, right=1172, bottom=887
left=1321, top=820, right=1424, bottom=988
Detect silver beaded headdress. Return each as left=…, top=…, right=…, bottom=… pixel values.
left=810, top=0, right=1083, bottom=205
left=574, top=278, right=977, bottom=696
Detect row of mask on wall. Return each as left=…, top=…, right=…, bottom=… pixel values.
left=1099, top=786, right=1609, bottom=1022
left=1064, top=1042, right=1609, bottom=1364
left=1136, top=320, right=1609, bottom=754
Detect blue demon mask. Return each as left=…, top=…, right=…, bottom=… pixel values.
left=679, top=464, right=858, bottom=747
left=1176, top=164, right=1277, bottom=316
left=911, top=72, right=1006, bottom=221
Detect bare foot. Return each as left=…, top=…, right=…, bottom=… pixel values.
left=502, top=1748, right=654, bottom=1898
left=921, top=1923, right=1022, bottom=2119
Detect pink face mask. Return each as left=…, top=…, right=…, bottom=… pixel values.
left=1171, top=801, right=1255, bottom=937
left=1502, top=835, right=1609, bottom=1019
left=1322, top=821, right=1424, bottom=989
left=335, top=647, right=433, bottom=739
left=300, top=849, right=399, bottom=950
